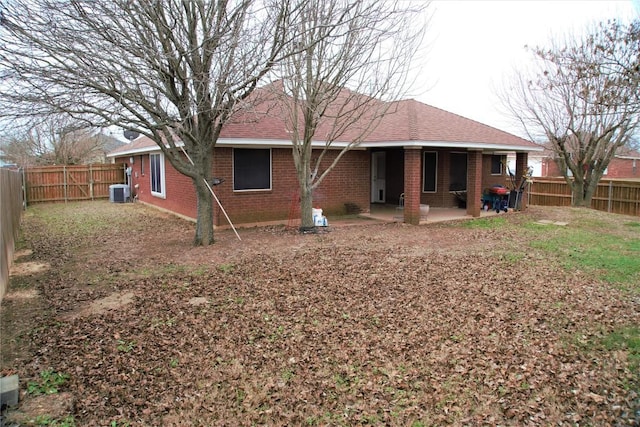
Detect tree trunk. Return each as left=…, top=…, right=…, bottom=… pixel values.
left=570, top=178, right=588, bottom=207
left=193, top=177, right=214, bottom=246
left=299, top=184, right=314, bottom=232
left=582, top=175, right=601, bottom=207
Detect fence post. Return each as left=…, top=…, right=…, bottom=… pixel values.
left=63, top=165, right=68, bottom=203
left=1, top=169, right=24, bottom=302
left=608, top=180, right=613, bottom=213
left=571, top=186, right=574, bottom=206
left=89, top=163, right=94, bottom=200
left=22, top=168, right=27, bottom=208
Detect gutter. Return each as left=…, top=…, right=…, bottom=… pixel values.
left=108, top=138, right=542, bottom=158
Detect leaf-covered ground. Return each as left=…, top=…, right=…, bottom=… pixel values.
left=1, top=202, right=640, bottom=426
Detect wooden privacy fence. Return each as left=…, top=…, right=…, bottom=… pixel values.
left=529, top=177, right=640, bottom=216
left=24, top=163, right=125, bottom=204
left=1, top=168, right=24, bottom=302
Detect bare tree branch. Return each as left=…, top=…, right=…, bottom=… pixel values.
left=266, top=0, right=430, bottom=230
left=0, top=0, right=296, bottom=245
left=500, top=19, right=640, bottom=206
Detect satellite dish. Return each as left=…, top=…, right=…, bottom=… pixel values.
left=123, top=130, right=140, bottom=141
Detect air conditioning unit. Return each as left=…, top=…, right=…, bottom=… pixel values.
left=109, top=184, right=130, bottom=203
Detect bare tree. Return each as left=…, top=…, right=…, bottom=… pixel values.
left=502, top=19, right=640, bottom=206
left=266, top=0, right=428, bottom=231
left=0, top=127, right=50, bottom=167
left=0, top=117, right=122, bottom=166
left=0, top=0, right=298, bottom=245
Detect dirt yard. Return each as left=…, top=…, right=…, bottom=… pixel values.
left=1, top=201, right=639, bottom=426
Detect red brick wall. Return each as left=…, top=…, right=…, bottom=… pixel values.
left=542, top=157, right=639, bottom=179
left=117, top=147, right=370, bottom=226
left=467, top=151, right=483, bottom=216
left=482, top=154, right=510, bottom=190
left=418, top=151, right=509, bottom=208
left=542, top=158, right=561, bottom=177
left=212, top=148, right=369, bottom=225
left=420, top=149, right=456, bottom=208
left=403, top=148, right=422, bottom=225
left=606, top=158, right=639, bottom=178
left=116, top=147, right=535, bottom=223
left=119, top=153, right=198, bottom=220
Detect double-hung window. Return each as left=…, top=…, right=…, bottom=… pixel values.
left=149, top=152, right=165, bottom=198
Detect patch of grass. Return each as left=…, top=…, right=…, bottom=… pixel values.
left=235, top=388, right=246, bottom=406
left=151, top=317, right=177, bottom=328
left=601, top=327, right=640, bottom=371
left=191, top=265, right=211, bottom=276
left=34, top=415, right=76, bottom=427
left=30, top=202, right=114, bottom=237
left=27, top=370, right=69, bottom=396
left=218, top=263, right=235, bottom=274
left=625, top=221, right=640, bottom=228
left=159, top=263, right=189, bottom=275
left=462, top=217, right=508, bottom=229
left=521, top=221, right=550, bottom=232
left=528, top=226, right=640, bottom=287
left=333, top=372, right=349, bottom=388
left=116, top=340, right=136, bottom=353
left=268, top=325, right=285, bottom=342
left=498, top=252, right=525, bottom=263
left=281, top=368, right=294, bottom=383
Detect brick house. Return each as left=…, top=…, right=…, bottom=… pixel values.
left=107, top=96, right=540, bottom=227
left=540, top=146, right=640, bottom=179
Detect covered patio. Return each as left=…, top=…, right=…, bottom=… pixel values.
left=361, top=204, right=513, bottom=224
left=360, top=99, right=540, bottom=226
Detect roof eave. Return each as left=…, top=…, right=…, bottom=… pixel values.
left=359, top=140, right=543, bottom=152
left=108, top=138, right=542, bottom=157
left=107, top=138, right=364, bottom=157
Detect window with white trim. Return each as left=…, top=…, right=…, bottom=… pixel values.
left=149, top=152, right=165, bottom=198
left=233, top=148, right=272, bottom=191
left=422, top=151, right=437, bottom=192
left=491, top=155, right=503, bottom=175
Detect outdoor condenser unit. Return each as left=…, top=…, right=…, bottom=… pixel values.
left=109, top=184, right=130, bottom=203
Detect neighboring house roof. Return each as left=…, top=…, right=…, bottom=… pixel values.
left=533, top=142, right=640, bottom=161
left=108, top=89, right=539, bottom=158
left=108, top=134, right=155, bottom=157
left=615, top=146, right=640, bottom=159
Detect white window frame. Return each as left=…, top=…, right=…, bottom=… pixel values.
left=149, top=152, right=166, bottom=199
left=491, top=155, right=503, bottom=175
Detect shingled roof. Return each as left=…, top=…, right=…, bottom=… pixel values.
left=108, top=90, right=538, bottom=158
left=365, top=99, right=536, bottom=150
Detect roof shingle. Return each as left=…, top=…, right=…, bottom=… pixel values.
left=108, top=87, right=537, bottom=157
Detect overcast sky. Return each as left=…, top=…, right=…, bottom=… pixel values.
left=413, top=0, right=638, bottom=138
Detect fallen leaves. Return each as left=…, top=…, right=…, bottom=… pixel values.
left=2, top=202, right=639, bottom=426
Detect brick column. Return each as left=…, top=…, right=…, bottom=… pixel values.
left=403, top=147, right=421, bottom=225
left=516, top=152, right=529, bottom=210
left=466, top=150, right=482, bottom=217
